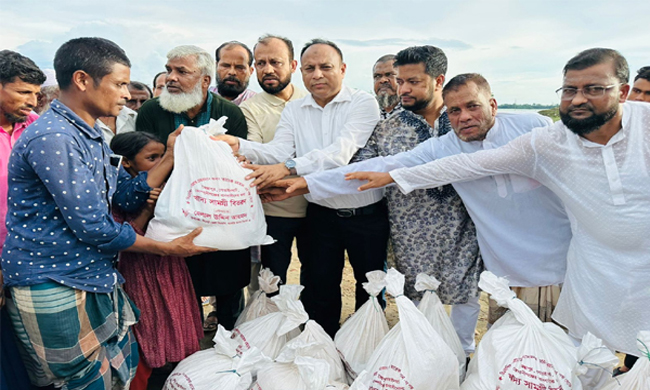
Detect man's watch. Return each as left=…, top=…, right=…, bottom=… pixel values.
left=284, top=159, right=297, bottom=175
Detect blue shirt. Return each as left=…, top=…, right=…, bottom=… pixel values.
left=1, top=100, right=150, bottom=293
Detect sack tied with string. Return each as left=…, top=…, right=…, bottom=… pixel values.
left=145, top=118, right=274, bottom=250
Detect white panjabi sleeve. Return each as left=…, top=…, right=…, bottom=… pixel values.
left=306, top=137, right=441, bottom=200
left=390, top=132, right=538, bottom=194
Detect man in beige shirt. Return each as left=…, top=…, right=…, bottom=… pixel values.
left=240, top=35, right=309, bottom=285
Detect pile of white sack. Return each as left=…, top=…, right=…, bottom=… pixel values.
left=163, top=268, right=646, bottom=390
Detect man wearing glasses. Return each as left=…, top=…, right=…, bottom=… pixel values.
left=321, top=48, right=648, bottom=359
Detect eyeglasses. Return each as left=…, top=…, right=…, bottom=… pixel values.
left=555, top=84, right=620, bottom=101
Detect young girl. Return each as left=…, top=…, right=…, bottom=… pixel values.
left=110, top=132, right=202, bottom=388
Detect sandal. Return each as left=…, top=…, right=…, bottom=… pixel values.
left=203, top=311, right=219, bottom=332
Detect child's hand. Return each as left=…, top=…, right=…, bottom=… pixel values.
left=145, top=187, right=162, bottom=212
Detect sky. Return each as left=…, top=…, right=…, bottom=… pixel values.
left=2, top=0, right=648, bottom=105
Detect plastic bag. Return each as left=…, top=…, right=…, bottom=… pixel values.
left=461, top=271, right=579, bottom=390
left=334, top=270, right=388, bottom=380
left=415, top=273, right=467, bottom=382
left=573, top=332, right=619, bottom=389
left=235, top=267, right=281, bottom=327
left=163, top=325, right=265, bottom=390
left=279, top=320, right=347, bottom=383
left=601, top=331, right=650, bottom=390
left=251, top=356, right=330, bottom=390
left=351, top=268, right=459, bottom=390
left=145, top=118, right=274, bottom=249
left=231, top=284, right=308, bottom=359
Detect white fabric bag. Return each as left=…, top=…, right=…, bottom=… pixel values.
left=231, top=284, right=308, bottom=359
left=235, top=267, right=281, bottom=327
left=145, top=118, right=274, bottom=249
left=251, top=356, right=331, bottom=390
left=163, top=325, right=265, bottom=390
left=573, top=332, right=619, bottom=390
left=334, top=270, right=388, bottom=380
left=350, top=268, right=459, bottom=390
left=461, top=271, right=579, bottom=390
left=279, top=320, right=347, bottom=383
left=415, top=273, right=467, bottom=382
left=601, top=331, right=650, bottom=390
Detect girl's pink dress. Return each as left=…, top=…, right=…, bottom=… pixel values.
left=115, top=210, right=203, bottom=368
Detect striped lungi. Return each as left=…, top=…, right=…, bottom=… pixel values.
left=5, top=281, right=139, bottom=390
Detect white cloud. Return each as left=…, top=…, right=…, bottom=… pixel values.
left=3, top=0, right=649, bottom=104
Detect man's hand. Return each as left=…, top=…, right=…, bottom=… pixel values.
left=166, top=124, right=184, bottom=156
left=345, top=171, right=394, bottom=191
left=257, top=178, right=310, bottom=203
left=212, top=134, right=240, bottom=153
left=274, top=177, right=309, bottom=194
left=244, top=163, right=290, bottom=189
left=164, top=228, right=216, bottom=257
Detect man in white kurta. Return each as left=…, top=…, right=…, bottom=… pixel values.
left=277, top=74, right=571, bottom=316
left=340, top=50, right=648, bottom=355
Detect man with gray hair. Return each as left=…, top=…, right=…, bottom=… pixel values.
left=373, top=54, right=400, bottom=118
left=136, top=45, right=250, bottom=330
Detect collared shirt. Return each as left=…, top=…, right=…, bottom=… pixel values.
left=209, top=86, right=256, bottom=106
left=305, top=112, right=567, bottom=288
left=239, top=85, right=383, bottom=209
left=1, top=112, right=39, bottom=250
left=97, top=106, right=137, bottom=144
left=385, top=102, right=650, bottom=355
left=240, top=87, right=309, bottom=218
left=2, top=100, right=151, bottom=293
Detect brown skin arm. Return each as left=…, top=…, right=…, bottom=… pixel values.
left=125, top=227, right=215, bottom=257
left=145, top=125, right=183, bottom=188
left=344, top=171, right=395, bottom=191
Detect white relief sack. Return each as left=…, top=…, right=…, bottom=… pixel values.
left=414, top=273, right=467, bottom=383
left=163, top=325, right=266, bottom=390
left=350, top=268, right=460, bottom=390
left=231, top=284, right=308, bottom=359
left=279, top=320, right=347, bottom=383
left=145, top=118, right=274, bottom=250
left=334, top=270, right=388, bottom=380
left=573, top=332, right=619, bottom=390
left=600, top=331, right=650, bottom=390
left=461, top=271, right=579, bottom=390
left=251, top=356, right=332, bottom=390
left=235, top=267, right=281, bottom=328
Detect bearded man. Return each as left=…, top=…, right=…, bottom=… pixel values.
left=210, top=41, right=256, bottom=106
left=136, top=45, right=250, bottom=330
left=372, top=54, right=401, bottom=118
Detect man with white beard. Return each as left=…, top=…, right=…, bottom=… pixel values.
left=136, top=45, right=250, bottom=331
left=136, top=45, right=247, bottom=143
left=373, top=54, right=401, bottom=118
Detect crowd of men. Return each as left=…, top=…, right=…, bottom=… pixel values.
left=0, top=34, right=649, bottom=390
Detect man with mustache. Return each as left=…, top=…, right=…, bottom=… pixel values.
left=215, top=39, right=389, bottom=338
left=373, top=54, right=401, bottom=118
left=136, top=45, right=250, bottom=332
left=0, top=50, right=46, bottom=390
left=312, top=48, right=648, bottom=360
left=210, top=41, right=256, bottom=106
left=238, top=35, right=308, bottom=286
